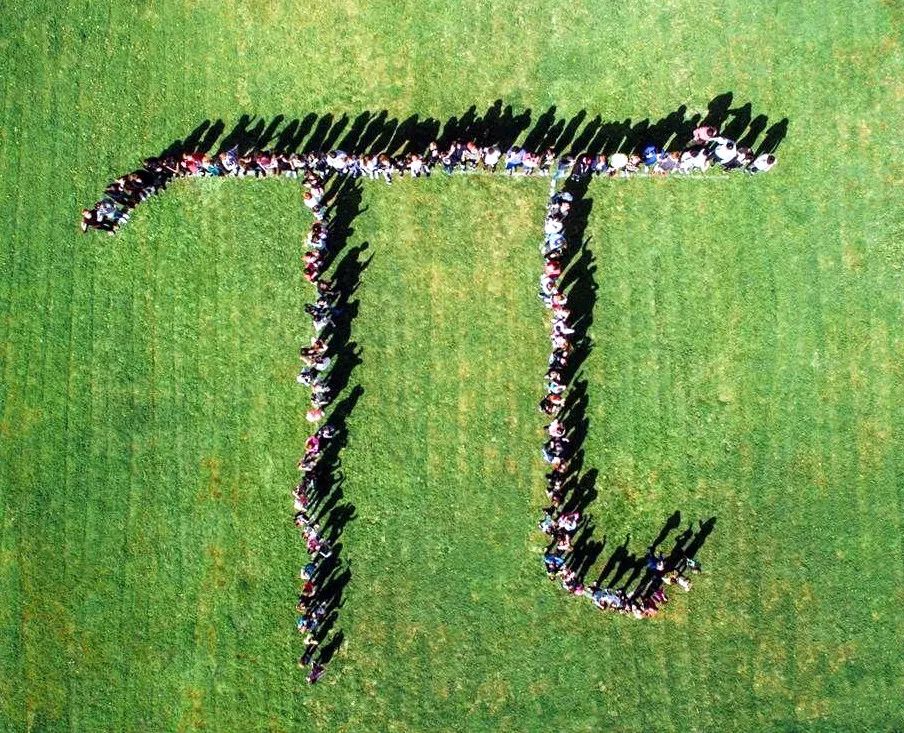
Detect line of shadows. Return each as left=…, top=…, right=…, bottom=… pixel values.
left=296, top=179, right=371, bottom=679
left=85, top=95, right=786, bottom=233
left=163, top=93, right=788, bottom=164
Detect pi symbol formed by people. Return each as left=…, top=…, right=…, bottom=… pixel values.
left=82, top=101, right=784, bottom=680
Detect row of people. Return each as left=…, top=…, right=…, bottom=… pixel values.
left=292, top=175, right=342, bottom=684
left=536, top=184, right=705, bottom=617
left=294, top=426, right=335, bottom=685
left=536, top=187, right=591, bottom=603
left=80, top=125, right=776, bottom=233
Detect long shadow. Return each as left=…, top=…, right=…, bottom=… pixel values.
left=322, top=179, right=367, bottom=275
left=590, top=514, right=718, bottom=599
left=318, top=630, right=345, bottom=666
left=522, top=105, right=558, bottom=152
left=569, top=518, right=605, bottom=579
left=326, top=246, right=373, bottom=397
left=95, top=97, right=789, bottom=232
left=554, top=207, right=719, bottom=599
left=156, top=94, right=787, bottom=168
left=550, top=176, right=599, bottom=578
left=678, top=516, right=717, bottom=561
left=650, top=510, right=683, bottom=553
left=596, top=534, right=632, bottom=587
left=300, top=181, right=369, bottom=668
left=757, top=118, right=789, bottom=156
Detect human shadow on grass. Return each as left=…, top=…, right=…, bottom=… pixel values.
left=323, top=253, right=373, bottom=398
left=161, top=93, right=788, bottom=167
left=310, top=386, right=363, bottom=654
left=309, top=423, right=359, bottom=623
left=318, top=630, right=345, bottom=666
left=105, top=96, right=788, bottom=232
left=540, top=173, right=720, bottom=605
left=152, top=101, right=747, bottom=635
left=299, top=180, right=369, bottom=668
left=317, top=181, right=372, bottom=403
left=591, top=513, right=718, bottom=601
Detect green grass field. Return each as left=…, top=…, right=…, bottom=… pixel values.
left=1, top=1, right=903, bottom=731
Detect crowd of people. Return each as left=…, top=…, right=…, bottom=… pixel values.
left=536, top=184, right=704, bottom=618
left=80, top=121, right=740, bottom=663
left=80, top=124, right=776, bottom=234
left=292, top=173, right=347, bottom=683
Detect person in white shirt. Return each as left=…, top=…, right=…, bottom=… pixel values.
left=679, top=148, right=710, bottom=173
left=710, top=137, right=738, bottom=166
left=325, top=150, right=348, bottom=172
left=407, top=154, right=428, bottom=178
left=748, top=153, right=776, bottom=173
left=482, top=146, right=501, bottom=171
left=608, top=152, right=629, bottom=175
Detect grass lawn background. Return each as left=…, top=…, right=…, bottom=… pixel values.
left=0, top=0, right=902, bottom=731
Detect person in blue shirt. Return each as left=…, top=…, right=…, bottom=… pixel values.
left=544, top=552, right=566, bottom=577
left=504, top=146, right=524, bottom=174
left=641, top=144, right=661, bottom=168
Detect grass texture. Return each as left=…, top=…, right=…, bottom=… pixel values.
left=1, top=0, right=902, bottom=730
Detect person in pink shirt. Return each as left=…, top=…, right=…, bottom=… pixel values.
left=692, top=125, right=718, bottom=144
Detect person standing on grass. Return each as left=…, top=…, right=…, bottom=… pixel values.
left=543, top=232, right=566, bottom=258
left=552, top=155, right=573, bottom=184
left=729, top=146, right=754, bottom=170
left=593, top=155, right=610, bottom=176
left=481, top=145, right=502, bottom=171
left=544, top=552, right=566, bottom=577
left=709, top=137, right=738, bottom=166
left=80, top=208, right=112, bottom=234
left=679, top=147, right=709, bottom=174
left=303, top=191, right=324, bottom=220
left=572, top=154, right=593, bottom=180
left=376, top=154, right=394, bottom=184
left=641, top=145, right=661, bottom=169
left=692, top=125, right=718, bottom=145
left=538, top=508, right=557, bottom=535
left=608, top=152, right=628, bottom=176
left=311, top=382, right=333, bottom=408
left=748, top=153, right=776, bottom=174
left=539, top=392, right=564, bottom=416
left=539, top=148, right=556, bottom=175
left=504, top=146, right=524, bottom=174
left=556, top=511, right=580, bottom=534
left=545, top=368, right=566, bottom=395
left=561, top=567, right=584, bottom=595
left=544, top=214, right=564, bottom=236
left=325, top=150, right=348, bottom=174
left=407, top=154, right=428, bottom=178
left=654, top=151, right=680, bottom=174
left=441, top=143, right=462, bottom=175
left=461, top=142, right=481, bottom=170
left=646, top=549, right=666, bottom=573
left=306, top=660, right=326, bottom=684
left=522, top=151, right=540, bottom=176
